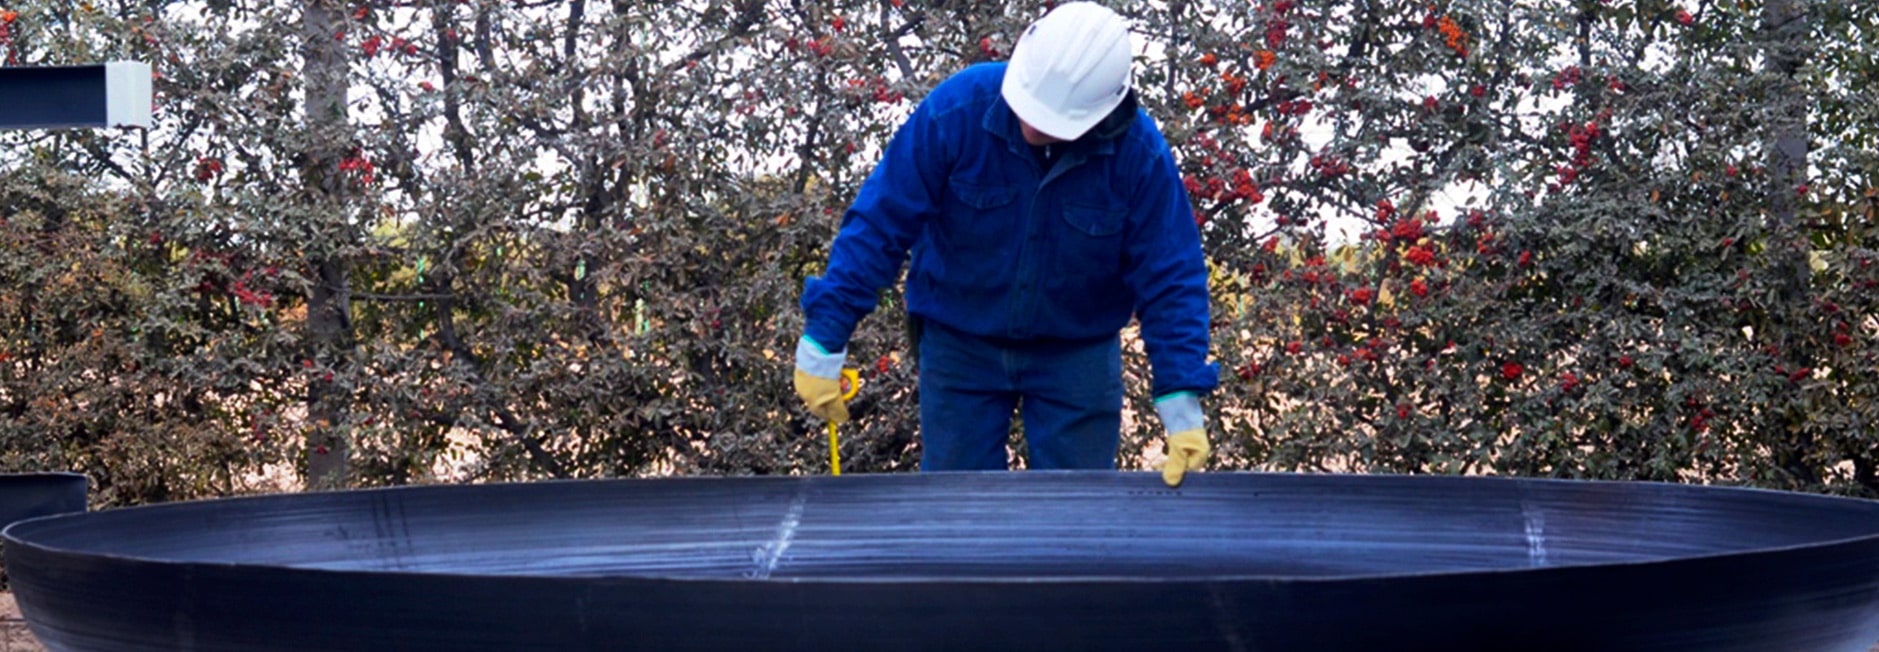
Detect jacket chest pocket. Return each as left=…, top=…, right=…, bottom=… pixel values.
left=1061, top=201, right=1126, bottom=237
left=1057, top=200, right=1127, bottom=269
left=950, top=179, right=1019, bottom=210
left=939, top=178, right=1021, bottom=243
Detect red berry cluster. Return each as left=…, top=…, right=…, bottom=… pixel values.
left=194, top=156, right=225, bottom=182
left=1309, top=152, right=1349, bottom=178
left=1236, top=362, right=1258, bottom=380
left=0, top=9, right=16, bottom=65
left=1433, top=15, right=1468, bottom=58
left=338, top=151, right=377, bottom=186
left=1556, top=120, right=1600, bottom=185
left=1274, top=99, right=1313, bottom=116
left=359, top=34, right=418, bottom=58
left=784, top=36, right=835, bottom=57
left=1221, top=70, right=1249, bottom=96
left=1184, top=168, right=1262, bottom=204
left=1262, top=1, right=1293, bottom=48
left=1348, top=286, right=1375, bottom=306
left=1550, top=65, right=1583, bottom=91
left=230, top=269, right=278, bottom=308
left=1182, top=135, right=1265, bottom=205
left=842, top=77, right=904, bottom=105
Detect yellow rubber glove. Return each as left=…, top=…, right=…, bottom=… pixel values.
left=1155, top=391, right=1209, bottom=487
left=794, top=335, right=850, bottom=424
left=794, top=369, right=850, bottom=424
left=1162, top=429, right=1210, bottom=487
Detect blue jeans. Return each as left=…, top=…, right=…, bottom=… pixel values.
left=917, top=320, right=1123, bottom=471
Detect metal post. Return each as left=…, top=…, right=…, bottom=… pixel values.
left=0, top=61, right=151, bottom=131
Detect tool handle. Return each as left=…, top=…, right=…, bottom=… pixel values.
left=827, top=368, right=859, bottom=476
left=827, top=422, right=842, bottom=476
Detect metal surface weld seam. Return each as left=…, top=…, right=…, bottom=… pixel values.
left=372, top=492, right=413, bottom=571
left=751, top=480, right=809, bottom=579
left=1522, top=500, right=1548, bottom=568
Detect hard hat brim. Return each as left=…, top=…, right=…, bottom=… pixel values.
left=1001, top=70, right=1118, bottom=142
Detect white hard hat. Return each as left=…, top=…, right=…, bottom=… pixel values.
left=1000, top=2, right=1134, bottom=141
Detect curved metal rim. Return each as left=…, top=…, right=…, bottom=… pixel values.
left=0, top=471, right=88, bottom=479
left=7, top=472, right=1878, bottom=586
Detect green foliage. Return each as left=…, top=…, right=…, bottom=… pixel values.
left=1169, top=0, right=1879, bottom=494
left=0, top=0, right=1874, bottom=504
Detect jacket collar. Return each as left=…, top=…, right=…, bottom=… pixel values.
left=983, top=89, right=1137, bottom=165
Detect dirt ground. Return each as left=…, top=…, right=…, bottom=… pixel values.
left=0, top=592, right=44, bottom=652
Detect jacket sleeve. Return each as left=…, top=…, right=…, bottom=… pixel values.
left=1122, top=123, right=1220, bottom=399
left=800, top=90, right=957, bottom=352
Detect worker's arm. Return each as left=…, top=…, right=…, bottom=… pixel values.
left=797, top=74, right=965, bottom=417
left=799, top=81, right=962, bottom=354
left=1120, top=121, right=1220, bottom=487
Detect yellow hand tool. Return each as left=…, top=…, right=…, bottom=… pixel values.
left=827, top=368, right=860, bottom=476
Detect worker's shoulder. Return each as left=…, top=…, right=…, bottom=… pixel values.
left=1116, top=109, right=1177, bottom=160
left=922, top=63, right=1006, bottom=114
left=933, top=62, right=1004, bottom=94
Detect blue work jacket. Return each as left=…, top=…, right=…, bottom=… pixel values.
left=802, top=63, right=1218, bottom=398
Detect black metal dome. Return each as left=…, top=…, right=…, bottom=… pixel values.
left=5, top=471, right=1878, bottom=651
left=0, top=472, right=86, bottom=532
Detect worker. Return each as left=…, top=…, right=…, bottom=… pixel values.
left=793, top=2, right=1217, bottom=486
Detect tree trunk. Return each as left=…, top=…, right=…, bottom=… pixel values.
left=1763, top=0, right=1818, bottom=488
left=302, top=0, right=355, bottom=490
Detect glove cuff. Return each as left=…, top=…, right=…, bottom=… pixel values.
left=1154, top=391, right=1204, bottom=434
left=795, top=335, right=847, bottom=379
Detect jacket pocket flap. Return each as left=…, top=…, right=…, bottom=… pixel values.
left=948, top=179, right=1019, bottom=209
left=1062, top=201, right=1126, bottom=237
